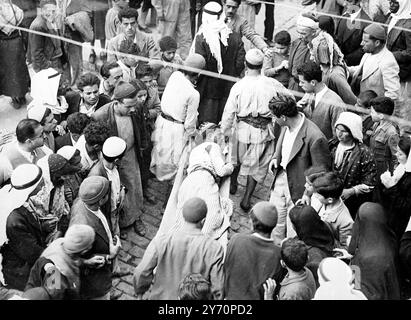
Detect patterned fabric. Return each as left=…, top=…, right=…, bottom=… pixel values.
left=0, top=4, right=23, bottom=36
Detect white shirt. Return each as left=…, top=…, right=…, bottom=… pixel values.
left=280, top=113, right=305, bottom=169
left=74, top=135, right=98, bottom=172
left=314, top=85, right=328, bottom=108
left=117, top=60, right=136, bottom=82
left=104, top=164, right=121, bottom=211
left=79, top=99, right=98, bottom=117
left=87, top=207, right=113, bottom=246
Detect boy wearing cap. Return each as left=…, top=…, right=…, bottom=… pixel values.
left=221, top=48, right=286, bottom=212
left=133, top=197, right=225, bottom=300
left=69, top=176, right=122, bottom=300
left=156, top=36, right=183, bottom=97
left=349, top=23, right=400, bottom=101
left=223, top=202, right=283, bottom=300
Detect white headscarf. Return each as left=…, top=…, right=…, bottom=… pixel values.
left=388, top=0, right=411, bottom=34
left=335, top=112, right=364, bottom=143
left=191, top=2, right=232, bottom=74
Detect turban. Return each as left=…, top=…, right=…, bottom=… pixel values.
left=296, top=15, right=319, bottom=30
left=79, top=176, right=110, bottom=205
left=182, top=197, right=208, bottom=223
left=251, top=201, right=278, bottom=227
left=63, top=224, right=95, bottom=254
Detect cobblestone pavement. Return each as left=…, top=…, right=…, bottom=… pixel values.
left=112, top=173, right=274, bottom=300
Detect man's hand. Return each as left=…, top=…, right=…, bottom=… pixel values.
left=263, top=278, right=276, bottom=300
left=333, top=248, right=353, bottom=260
left=110, top=235, right=122, bottom=258
left=295, top=194, right=311, bottom=206
left=268, top=158, right=278, bottom=174
left=42, top=217, right=59, bottom=233
left=341, top=188, right=355, bottom=201
left=262, top=47, right=273, bottom=58
left=55, top=125, right=66, bottom=136
left=83, top=255, right=106, bottom=268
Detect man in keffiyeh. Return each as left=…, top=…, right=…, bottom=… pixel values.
left=191, top=1, right=245, bottom=125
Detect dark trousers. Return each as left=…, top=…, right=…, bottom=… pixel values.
left=264, top=0, right=275, bottom=41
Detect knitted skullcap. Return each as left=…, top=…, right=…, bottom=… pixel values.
left=159, top=36, right=178, bottom=52
left=63, top=224, right=96, bottom=254
left=245, top=48, right=264, bottom=66
left=251, top=201, right=278, bottom=227
left=184, top=54, right=206, bottom=70
left=182, top=197, right=208, bottom=223
left=79, top=176, right=110, bottom=205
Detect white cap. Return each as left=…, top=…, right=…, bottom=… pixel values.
left=102, top=136, right=127, bottom=158
left=57, top=145, right=77, bottom=160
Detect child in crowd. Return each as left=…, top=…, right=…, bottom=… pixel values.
left=355, top=90, right=378, bottom=146
left=263, top=239, right=317, bottom=300
left=263, top=30, right=291, bottom=87
left=178, top=274, right=212, bottom=300
left=83, top=51, right=99, bottom=75
left=312, top=172, right=354, bottom=249
left=369, top=97, right=400, bottom=177
left=117, top=39, right=139, bottom=81
left=155, top=36, right=183, bottom=98
left=296, top=165, right=328, bottom=210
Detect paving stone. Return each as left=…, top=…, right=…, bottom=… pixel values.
left=129, top=245, right=146, bottom=258
left=117, top=281, right=134, bottom=294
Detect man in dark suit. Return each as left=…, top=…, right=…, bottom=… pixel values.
left=69, top=176, right=121, bottom=300
left=268, top=94, right=332, bottom=245
left=55, top=112, right=91, bottom=151
left=29, top=0, right=69, bottom=83
left=335, top=0, right=372, bottom=66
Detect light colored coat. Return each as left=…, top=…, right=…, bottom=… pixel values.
left=350, top=46, right=401, bottom=101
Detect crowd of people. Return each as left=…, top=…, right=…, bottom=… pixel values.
left=0, top=0, right=410, bottom=300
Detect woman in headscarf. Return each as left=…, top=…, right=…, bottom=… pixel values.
left=380, top=135, right=411, bottom=240
left=386, top=0, right=411, bottom=123
left=57, top=146, right=84, bottom=200
left=310, top=19, right=357, bottom=105
left=191, top=1, right=245, bottom=124
left=170, top=128, right=234, bottom=249
left=289, top=204, right=336, bottom=286
left=0, top=0, right=30, bottom=109
left=24, top=224, right=95, bottom=300
left=37, top=152, right=83, bottom=242
left=313, top=257, right=367, bottom=300
left=347, top=202, right=400, bottom=300
left=329, top=112, right=377, bottom=218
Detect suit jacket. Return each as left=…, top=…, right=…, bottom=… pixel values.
left=335, top=9, right=372, bottom=66
left=69, top=198, right=112, bottom=299
left=29, top=15, right=65, bottom=72
left=54, top=133, right=73, bottom=152
left=1, top=206, right=47, bottom=291
left=64, top=91, right=111, bottom=120
left=271, top=117, right=332, bottom=203
left=91, top=101, right=148, bottom=164
left=350, top=46, right=401, bottom=100
left=301, top=88, right=346, bottom=140
left=386, top=18, right=411, bottom=82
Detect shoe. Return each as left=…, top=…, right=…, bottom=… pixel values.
left=110, top=290, right=122, bottom=300
left=144, top=193, right=156, bottom=204
left=133, top=219, right=147, bottom=237
left=112, top=268, right=132, bottom=278
left=230, top=183, right=238, bottom=195
left=240, top=201, right=251, bottom=212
